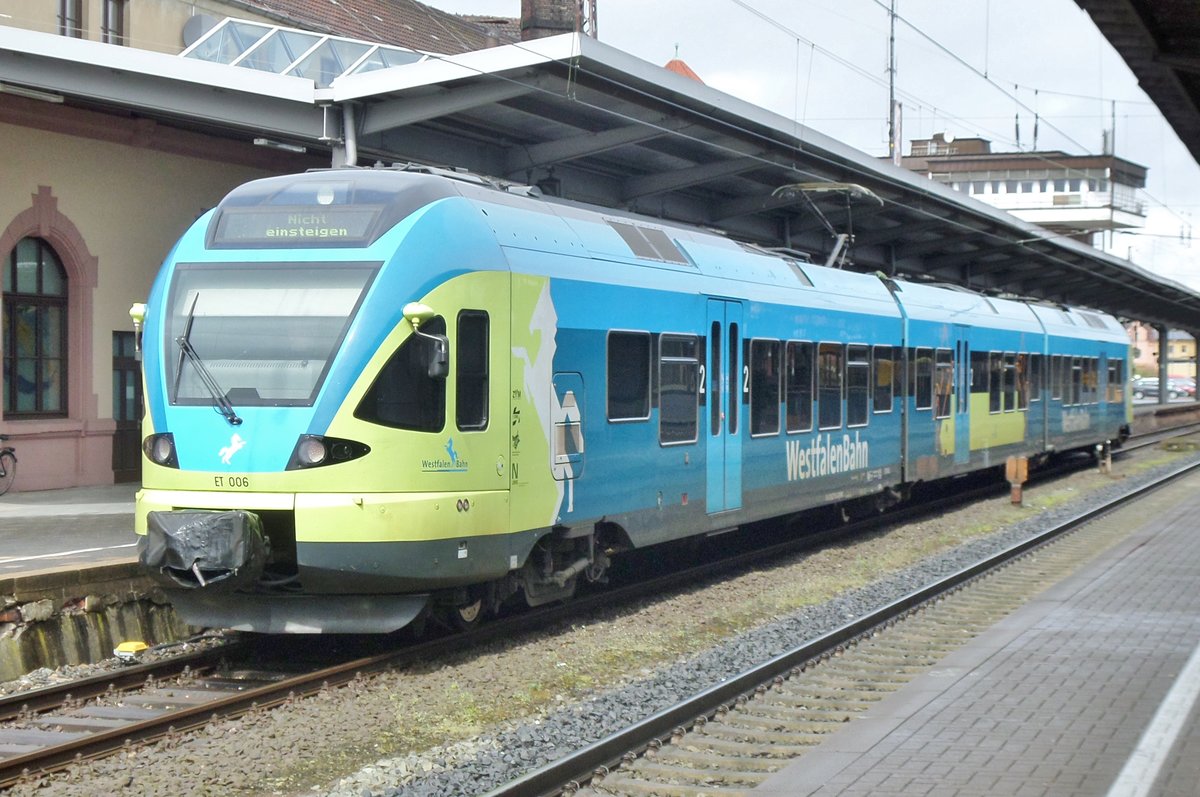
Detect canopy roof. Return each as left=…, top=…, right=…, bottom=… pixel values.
left=1, top=23, right=1197, bottom=330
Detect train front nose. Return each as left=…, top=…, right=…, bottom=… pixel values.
left=140, top=510, right=270, bottom=590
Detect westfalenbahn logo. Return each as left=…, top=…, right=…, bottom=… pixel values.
left=421, top=437, right=468, bottom=473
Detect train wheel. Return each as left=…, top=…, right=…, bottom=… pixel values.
left=451, top=598, right=483, bottom=630
left=441, top=587, right=486, bottom=631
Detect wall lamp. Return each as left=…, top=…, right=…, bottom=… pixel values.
left=253, top=137, right=307, bottom=154
left=0, top=82, right=64, bottom=104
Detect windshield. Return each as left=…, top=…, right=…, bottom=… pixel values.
left=165, top=262, right=377, bottom=406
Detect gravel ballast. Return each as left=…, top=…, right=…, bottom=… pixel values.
left=3, top=446, right=1196, bottom=797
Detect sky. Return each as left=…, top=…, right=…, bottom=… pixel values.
left=421, top=0, right=1200, bottom=291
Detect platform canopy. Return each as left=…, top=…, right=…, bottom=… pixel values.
left=2, top=22, right=1199, bottom=330
left=1075, top=0, right=1200, bottom=169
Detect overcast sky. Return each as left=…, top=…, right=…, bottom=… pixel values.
left=422, top=0, right=1199, bottom=290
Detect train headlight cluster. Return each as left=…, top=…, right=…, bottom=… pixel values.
left=142, top=434, right=179, bottom=468
left=286, top=435, right=370, bottom=470
left=296, top=437, right=327, bottom=466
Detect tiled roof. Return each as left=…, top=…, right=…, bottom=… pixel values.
left=223, top=0, right=518, bottom=54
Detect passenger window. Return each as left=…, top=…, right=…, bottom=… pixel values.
left=970, top=351, right=988, bottom=397
left=659, top=334, right=699, bottom=444
left=1070, top=357, right=1083, bottom=405
left=750, top=339, right=782, bottom=436
left=818, top=343, right=843, bottom=430
left=607, top=331, right=651, bottom=421
left=456, top=311, right=488, bottom=431
left=785, top=341, right=814, bottom=433
left=988, top=352, right=1002, bottom=413
left=355, top=315, right=446, bottom=432
left=1015, top=353, right=1029, bottom=411
left=914, top=347, right=933, bottom=410
left=1003, top=353, right=1017, bottom=412
left=1050, top=355, right=1063, bottom=400
left=1030, top=354, right=1043, bottom=401
left=934, top=349, right=953, bottom=418
left=872, top=345, right=894, bottom=413
left=847, top=345, right=869, bottom=427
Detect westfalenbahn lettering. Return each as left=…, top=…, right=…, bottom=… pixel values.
left=786, top=432, right=869, bottom=481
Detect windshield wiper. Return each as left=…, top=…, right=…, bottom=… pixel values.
left=175, top=293, right=242, bottom=426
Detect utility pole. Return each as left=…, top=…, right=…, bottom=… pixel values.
left=887, top=0, right=901, bottom=165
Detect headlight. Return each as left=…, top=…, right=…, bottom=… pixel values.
left=296, top=437, right=327, bottom=466
left=286, top=435, right=370, bottom=470
left=142, top=434, right=178, bottom=468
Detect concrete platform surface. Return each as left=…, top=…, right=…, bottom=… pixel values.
left=0, top=484, right=137, bottom=577
left=755, top=471, right=1200, bottom=797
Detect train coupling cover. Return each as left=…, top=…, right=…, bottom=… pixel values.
left=141, top=510, right=269, bottom=592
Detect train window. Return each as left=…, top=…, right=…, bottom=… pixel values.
left=355, top=315, right=446, bottom=432
left=659, top=334, right=699, bottom=445
left=847, top=345, right=870, bottom=427
left=1084, top=358, right=1098, bottom=404
left=959, top=347, right=969, bottom=403
left=1070, top=357, right=1083, bottom=405
left=1030, top=354, right=1043, bottom=401
left=728, top=323, right=739, bottom=435
left=988, top=353, right=1002, bottom=413
left=934, top=349, right=953, bottom=418
left=914, top=348, right=933, bottom=411
left=710, top=322, right=722, bottom=436
left=607, top=331, right=651, bottom=421
left=168, top=262, right=377, bottom=408
left=970, top=351, right=988, bottom=395
left=1016, top=354, right=1030, bottom=411
left=1109, top=359, right=1124, bottom=402
left=750, top=339, right=782, bottom=436
left=1050, top=355, right=1063, bottom=400
left=817, top=343, right=843, bottom=430
left=456, top=311, right=489, bottom=431
left=872, top=345, right=894, bottom=413
left=1003, top=353, right=1017, bottom=411
left=785, top=341, right=814, bottom=432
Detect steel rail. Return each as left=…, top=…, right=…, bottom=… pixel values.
left=0, top=642, right=238, bottom=722
left=480, top=457, right=1200, bottom=797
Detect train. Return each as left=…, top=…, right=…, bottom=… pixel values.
left=132, top=165, right=1132, bottom=634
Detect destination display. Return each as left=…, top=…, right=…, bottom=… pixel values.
left=211, top=207, right=380, bottom=246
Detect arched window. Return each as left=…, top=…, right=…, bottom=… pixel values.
left=3, top=238, right=67, bottom=417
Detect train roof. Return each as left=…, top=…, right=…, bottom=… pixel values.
left=206, top=168, right=1132, bottom=336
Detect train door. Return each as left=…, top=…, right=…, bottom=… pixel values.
left=706, top=299, right=743, bottom=513
left=954, top=326, right=970, bottom=465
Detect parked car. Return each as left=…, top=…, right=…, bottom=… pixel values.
left=1131, top=377, right=1196, bottom=399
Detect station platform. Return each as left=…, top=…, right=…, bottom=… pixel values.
left=0, top=483, right=137, bottom=577
left=755, top=469, right=1200, bottom=797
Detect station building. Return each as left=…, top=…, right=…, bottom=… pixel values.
left=0, top=0, right=516, bottom=490
left=900, top=132, right=1147, bottom=247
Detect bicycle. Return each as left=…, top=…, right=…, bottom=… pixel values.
left=0, top=435, right=16, bottom=496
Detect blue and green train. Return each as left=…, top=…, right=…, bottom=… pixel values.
left=133, top=166, right=1132, bottom=633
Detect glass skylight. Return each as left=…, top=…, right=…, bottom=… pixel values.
left=181, top=17, right=428, bottom=87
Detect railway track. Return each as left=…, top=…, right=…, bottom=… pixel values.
left=1, top=426, right=1196, bottom=789
left=479, top=456, right=1200, bottom=797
